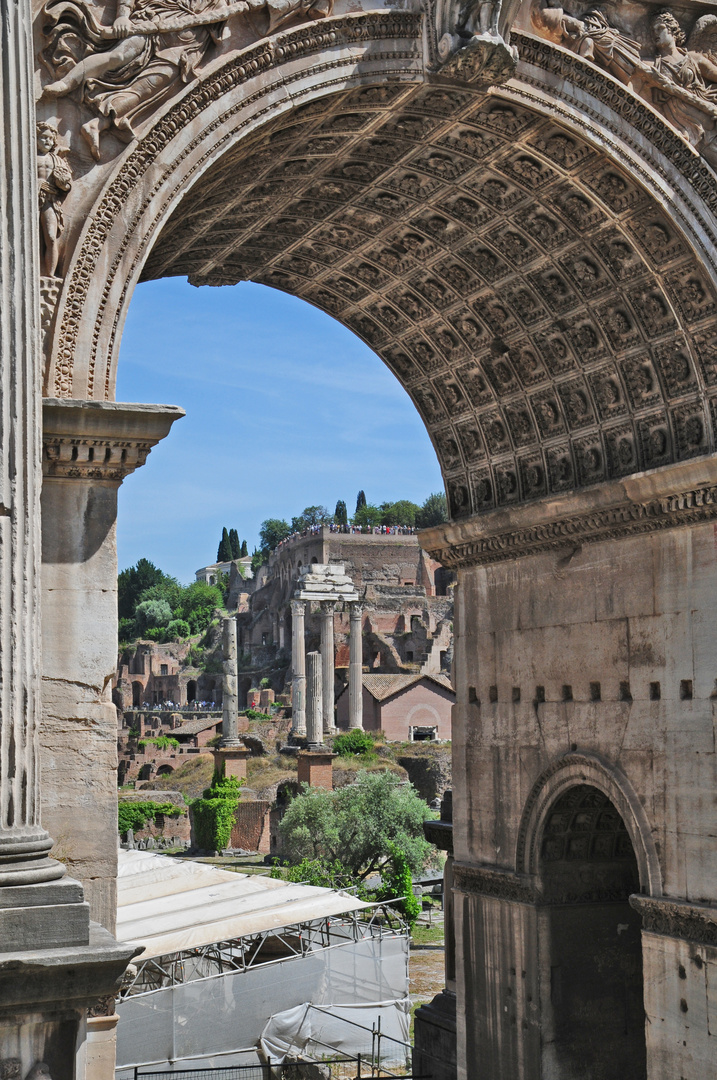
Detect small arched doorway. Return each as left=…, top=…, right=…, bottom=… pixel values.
left=156, top=764, right=174, bottom=777
left=538, top=784, right=646, bottom=1079
left=186, top=680, right=197, bottom=704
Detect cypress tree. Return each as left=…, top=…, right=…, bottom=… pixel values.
left=334, top=499, right=348, bottom=526
left=240, top=539, right=248, bottom=557
left=217, top=527, right=232, bottom=562
left=229, top=528, right=241, bottom=558
left=355, top=490, right=366, bottom=514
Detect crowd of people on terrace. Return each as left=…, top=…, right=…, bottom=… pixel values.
left=276, top=523, right=416, bottom=548
left=138, top=700, right=217, bottom=711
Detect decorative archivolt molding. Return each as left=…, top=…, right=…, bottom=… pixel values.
left=49, top=10, right=423, bottom=397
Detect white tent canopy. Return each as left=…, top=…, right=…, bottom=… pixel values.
left=117, top=849, right=370, bottom=959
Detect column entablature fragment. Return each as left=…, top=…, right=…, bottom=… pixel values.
left=42, top=399, right=185, bottom=481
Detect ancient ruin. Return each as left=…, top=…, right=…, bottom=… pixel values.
left=1, top=0, right=716, bottom=1075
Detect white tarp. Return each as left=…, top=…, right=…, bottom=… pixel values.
left=116, top=849, right=369, bottom=959
left=260, top=1000, right=411, bottom=1065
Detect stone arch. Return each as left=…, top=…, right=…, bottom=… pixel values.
left=156, top=764, right=174, bottom=776
left=44, top=20, right=717, bottom=521
left=515, top=752, right=662, bottom=897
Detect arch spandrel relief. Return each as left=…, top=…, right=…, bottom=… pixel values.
left=33, top=0, right=717, bottom=522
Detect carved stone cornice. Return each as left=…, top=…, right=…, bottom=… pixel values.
left=453, top=862, right=538, bottom=904
left=424, top=818, right=454, bottom=853
left=42, top=399, right=184, bottom=481
left=420, top=456, right=717, bottom=569
left=630, top=894, right=717, bottom=947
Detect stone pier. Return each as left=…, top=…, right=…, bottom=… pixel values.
left=41, top=400, right=183, bottom=928
left=0, top=2, right=139, bottom=1073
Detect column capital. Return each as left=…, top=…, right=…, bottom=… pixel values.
left=349, top=600, right=362, bottom=618
left=291, top=598, right=306, bottom=616
left=319, top=598, right=336, bottom=613
left=43, top=399, right=184, bottom=482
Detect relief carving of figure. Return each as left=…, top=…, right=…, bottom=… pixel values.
left=36, top=121, right=72, bottom=277
left=40, top=0, right=333, bottom=159
left=530, top=3, right=642, bottom=85
left=530, top=2, right=717, bottom=164
left=640, top=11, right=717, bottom=156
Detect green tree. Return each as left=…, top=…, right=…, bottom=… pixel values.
left=135, top=598, right=172, bottom=633
left=178, top=581, right=224, bottom=635
left=334, top=499, right=348, bottom=526
left=240, top=539, right=248, bottom=557
left=416, top=492, right=448, bottom=529
left=117, top=558, right=167, bottom=621
left=278, top=771, right=432, bottom=881
left=381, top=500, right=421, bottom=527
left=355, top=490, right=367, bottom=514
left=259, top=518, right=291, bottom=555
left=217, top=527, right=232, bottom=562
left=229, top=528, right=241, bottom=558
left=352, top=503, right=383, bottom=529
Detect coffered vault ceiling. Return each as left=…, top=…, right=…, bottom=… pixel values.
left=142, top=83, right=717, bottom=519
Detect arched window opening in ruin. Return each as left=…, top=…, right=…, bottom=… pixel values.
left=156, top=765, right=174, bottom=776
left=538, top=784, right=646, bottom=1080
left=132, top=681, right=142, bottom=708
left=186, top=680, right=197, bottom=704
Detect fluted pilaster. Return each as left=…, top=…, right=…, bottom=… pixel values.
left=0, top=0, right=61, bottom=886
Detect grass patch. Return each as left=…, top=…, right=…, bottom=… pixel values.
left=411, top=920, right=445, bottom=947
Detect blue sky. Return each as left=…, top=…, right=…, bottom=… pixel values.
left=116, top=278, right=443, bottom=582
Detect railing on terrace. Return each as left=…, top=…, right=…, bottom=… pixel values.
left=134, top=1060, right=427, bottom=1079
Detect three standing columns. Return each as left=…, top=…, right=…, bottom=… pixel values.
left=291, top=600, right=363, bottom=733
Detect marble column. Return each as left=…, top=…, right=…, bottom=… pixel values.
left=306, top=651, right=323, bottom=747
left=221, top=617, right=240, bottom=746
left=0, top=0, right=60, bottom=892
left=320, top=600, right=336, bottom=735
left=348, top=602, right=364, bottom=729
left=291, top=599, right=306, bottom=735
left=41, top=399, right=183, bottom=929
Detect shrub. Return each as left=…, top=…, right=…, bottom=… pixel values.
left=138, top=735, right=179, bottom=751
left=374, top=842, right=421, bottom=929
left=269, top=857, right=362, bottom=893
left=165, top=618, right=191, bottom=641
left=245, top=708, right=273, bottom=721
left=259, top=677, right=271, bottom=689
left=135, top=598, right=172, bottom=632
left=332, top=729, right=375, bottom=757
left=118, top=799, right=183, bottom=837
left=191, top=774, right=243, bottom=851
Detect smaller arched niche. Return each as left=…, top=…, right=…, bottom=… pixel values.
left=538, top=784, right=646, bottom=1080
